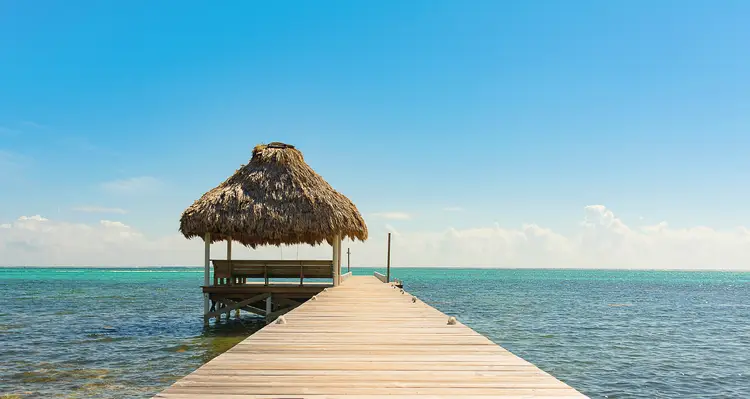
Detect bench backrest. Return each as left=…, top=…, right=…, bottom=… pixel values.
left=212, top=259, right=334, bottom=279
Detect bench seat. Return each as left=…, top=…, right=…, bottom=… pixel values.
left=211, top=259, right=334, bottom=286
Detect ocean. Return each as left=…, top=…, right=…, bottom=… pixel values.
left=1, top=267, right=748, bottom=398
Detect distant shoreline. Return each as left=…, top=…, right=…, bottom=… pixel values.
left=1, top=265, right=749, bottom=272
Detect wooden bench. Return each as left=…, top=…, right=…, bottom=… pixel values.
left=211, top=259, right=334, bottom=286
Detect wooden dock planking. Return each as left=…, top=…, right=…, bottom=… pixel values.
left=155, top=276, right=587, bottom=398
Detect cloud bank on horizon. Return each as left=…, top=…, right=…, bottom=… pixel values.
left=1, top=205, right=748, bottom=270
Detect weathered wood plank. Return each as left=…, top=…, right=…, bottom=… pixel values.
left=155, top=276, right=587, bottom=398
left=156, top=395, right=587, bottom=399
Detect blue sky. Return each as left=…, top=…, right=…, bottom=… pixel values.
left=2, top=1, right=750, bottom=268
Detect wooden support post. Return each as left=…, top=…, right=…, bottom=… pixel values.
left=338, top=237, right=343, bottom=278
left=386, top=232, right=391, bottom=284
left=204, top=293, right=270, bottom=320
left=265, top=295, right=273, bottom=322
left=332, top=234, right=341, bottom=286
left=227, top=238, right=233, bottom=287
left=216, top=302, right=224, bottom=322
left=347, top=247, right=351, bottom=273
left=203, top=232, right=211, bottom=323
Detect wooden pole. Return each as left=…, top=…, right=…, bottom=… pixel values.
left=204, top=232, right=211, bottom=322
left=386, top=232, right=391, bottom=283
left=227, top=238, right=238, bottom=306
left=347, top=248, right=351, bottom=273
left=265, top=295, right=272, bottom=322
left=332, top=234, right=341, bottom=286
left=338, top=237, right=343, bottom=277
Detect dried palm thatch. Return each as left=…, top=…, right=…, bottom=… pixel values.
left=179, top=142, right=368, bottom=248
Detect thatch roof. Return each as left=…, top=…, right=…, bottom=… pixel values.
left=179, top=142, right=368, bottom=248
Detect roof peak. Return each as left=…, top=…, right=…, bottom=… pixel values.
left=266, top=142, right=295, bottom=149
left=180, top=142, right=367, bottom=247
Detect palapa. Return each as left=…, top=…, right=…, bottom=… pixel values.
left=179, top=142, right=368, bottom=248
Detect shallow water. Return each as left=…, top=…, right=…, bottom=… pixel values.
left=1, top=267, right=748, bottom=398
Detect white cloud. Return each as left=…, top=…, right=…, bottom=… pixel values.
left=73, top=206, right=127, bottom=214
left=642, top=221, right=668, bottom=233
left=583, top=204, right=631, bottom=234
left=18, top=215, right=48, bottom=222
left=0, top=216, right=145, bottom=265
left=442, top=206, right=464, bottom=212
left=100, top=220, right=130, bottom=228
left=1, top=205, right=749, bottom=270
left=0, top=224, right=10, bottom=229
left=371, top=212, right=411, bottom=220
left=101, top=176, right=160, bottom=194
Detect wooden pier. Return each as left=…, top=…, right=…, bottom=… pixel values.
left=155, top=276, right=587, bottom=398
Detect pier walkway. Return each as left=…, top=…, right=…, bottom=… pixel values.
left=155, top=276, right=586, bottom=398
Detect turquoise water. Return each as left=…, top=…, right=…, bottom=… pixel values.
left=1, top=268, right=749, bottom=398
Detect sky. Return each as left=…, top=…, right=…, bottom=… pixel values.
left=1, top=1, right=749, bottom=269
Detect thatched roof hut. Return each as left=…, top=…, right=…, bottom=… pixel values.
left=179, top=142, right=368, bottom=248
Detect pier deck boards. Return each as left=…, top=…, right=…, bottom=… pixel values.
left=155, top=276, right=587, bottom=398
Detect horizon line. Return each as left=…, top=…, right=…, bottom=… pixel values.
left=1, top=265, right=748, bottom=272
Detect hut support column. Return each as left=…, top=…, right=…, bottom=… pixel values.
left=204, top=233, right=211, bottom=324
left=227, top=239, right=233, bottom=286
left=338, top=239, right=343, bottom=277
left=231, top=239, right=239, bottom=322
left=266, top=296, right=273, bottom=321
left=332, top=234, right=341, bottom=286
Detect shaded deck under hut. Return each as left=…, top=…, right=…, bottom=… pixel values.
left=179, top=142, right=368, bottom=323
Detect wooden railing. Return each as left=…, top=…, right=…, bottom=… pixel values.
left=373, top=271, right=387, bottom=283
left=340, top=271, right=353, bottom=283
left=211, top=259, right=334, bottom=286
